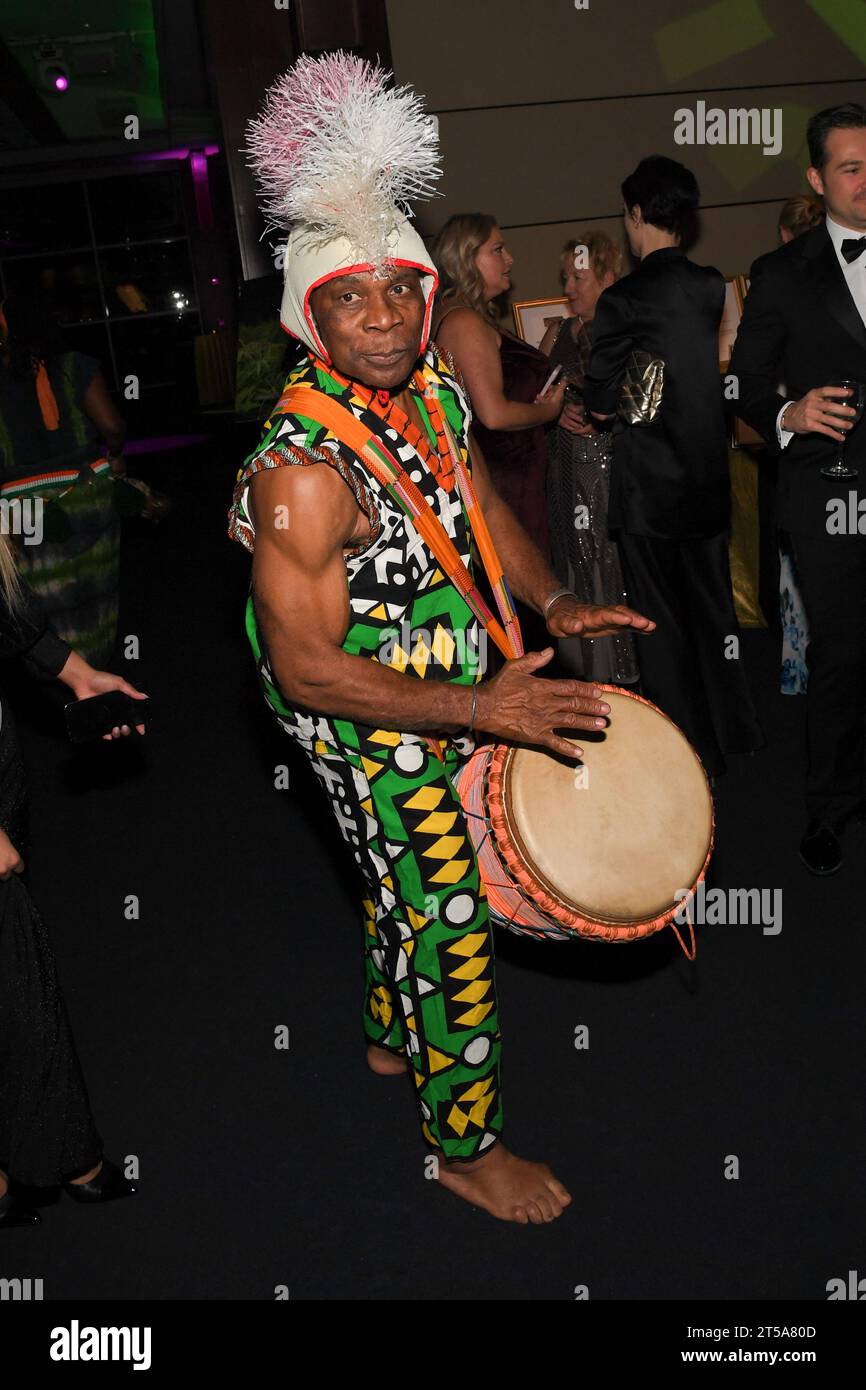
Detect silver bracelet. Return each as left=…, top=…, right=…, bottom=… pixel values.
left=468, top=685, right=478, bottom=732
left=543, top=587, right=578, bottom=618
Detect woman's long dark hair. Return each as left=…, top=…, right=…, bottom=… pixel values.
left=0, top=290, right=66, bottom=384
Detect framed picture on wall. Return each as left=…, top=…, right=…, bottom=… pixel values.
left=719, top=275, right=749, bottom=369
left=512, top=297, right=569, bottom=349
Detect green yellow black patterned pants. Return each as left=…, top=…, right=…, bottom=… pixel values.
left=297, top=716, right=503, bottom=1162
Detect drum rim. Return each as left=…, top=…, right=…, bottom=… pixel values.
left=490, top=684, right=715, bottom=936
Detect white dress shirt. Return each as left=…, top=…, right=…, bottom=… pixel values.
left=776, top=213, right=866, bottom=446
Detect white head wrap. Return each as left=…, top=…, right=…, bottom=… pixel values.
left=278, top=219, right=438, bottom=363
left=245, top=52, right=442, bottom=367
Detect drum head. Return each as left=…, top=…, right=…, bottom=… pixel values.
left=502, top=689, right=713, bottom=925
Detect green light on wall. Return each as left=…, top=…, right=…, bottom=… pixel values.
left=808, top=0, right=866, bottom=65
left=700, top=104, right=813, bottom=193
left=654, top=0, right=774, bottom=83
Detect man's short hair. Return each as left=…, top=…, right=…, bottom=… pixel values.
left=621, top=156, right=699, bottom=235
left=807, top=103, right=866, bottom=171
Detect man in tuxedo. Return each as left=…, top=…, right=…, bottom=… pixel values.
left=730, top=103, right=866, bottom=873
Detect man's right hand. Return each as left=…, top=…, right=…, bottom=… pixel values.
left=782, top=386, right=857, bottom=443
left=474, top=647, right=610, bottom=760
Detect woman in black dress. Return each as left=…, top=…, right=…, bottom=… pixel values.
left=583, top=156, right=763, bottom=776
left=0, top=535, right=145, bottom=1227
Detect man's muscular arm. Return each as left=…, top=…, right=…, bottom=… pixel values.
left=250, top=463, right=476, bottom=732
left=249, top=457, right=615, bottom=759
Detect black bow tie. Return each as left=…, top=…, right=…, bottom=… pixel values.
left=841, top=237, right=866, bottom=263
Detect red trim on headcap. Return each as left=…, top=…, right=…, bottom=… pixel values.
left=299, top=260, right=440, bottom=365
left=393, top=259, right=440, bottom=354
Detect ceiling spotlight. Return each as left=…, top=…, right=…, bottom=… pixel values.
left=36, top=46, right=71, bottom=96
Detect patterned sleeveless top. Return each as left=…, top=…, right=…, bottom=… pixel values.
left=227, top=344, right=484, bottom=764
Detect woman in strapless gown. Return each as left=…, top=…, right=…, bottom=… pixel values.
left=461, top=331, right=553, bottom=560
left=431, top=214, right=565, bottom=652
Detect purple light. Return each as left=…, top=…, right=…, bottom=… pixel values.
left=210, top=276, right=220, bottom=285
left=190, top=151, right=214, bottom=232
left=54, top=74, right=68, bottom=92
left=130, top=145, right=221, bottom=164
left=134, top=147, right=191, bottom=161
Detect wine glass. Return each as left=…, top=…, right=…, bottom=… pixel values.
left=820, top=379, right=866, bottom=480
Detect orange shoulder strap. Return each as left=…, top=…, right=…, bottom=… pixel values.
left=278, top=383, right=520, bottom=662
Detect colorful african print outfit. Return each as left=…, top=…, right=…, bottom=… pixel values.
left=228, top=345, right=503, bottom=1162
left=0, top=352, right=120, bottom=664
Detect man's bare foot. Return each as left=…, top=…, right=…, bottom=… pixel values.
left=437, top=1144, right=572, bottom=1224
left=366, top=1042, right=410, bottom=1076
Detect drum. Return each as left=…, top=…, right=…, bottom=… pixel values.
left=452, top=685, right=714, bottom=948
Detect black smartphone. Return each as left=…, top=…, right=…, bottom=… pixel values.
left=64, top=691, right=149, bottom=744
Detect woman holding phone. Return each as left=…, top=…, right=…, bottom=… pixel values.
left=0, top=534, right=145, bottom=1227
left=431, top=215, right=565, bottom=651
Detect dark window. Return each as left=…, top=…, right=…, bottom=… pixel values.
left=0, top=166, right=200, bottom=425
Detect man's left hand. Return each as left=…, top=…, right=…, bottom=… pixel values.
left=545, top=596, right=656, bottom=639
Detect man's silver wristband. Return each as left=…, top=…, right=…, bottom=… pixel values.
left=543, top=587, right=578, bottom=619
left=468, top=685, right=478, bottom=732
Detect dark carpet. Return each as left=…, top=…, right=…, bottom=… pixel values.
left=1, top=427, right=863, bottom=1301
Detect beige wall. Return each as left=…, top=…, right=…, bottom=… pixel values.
left=386, top=0, right=866, bottom=304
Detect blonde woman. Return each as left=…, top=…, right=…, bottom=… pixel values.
left=0, top=534, right=145, bottom=1227
left=540, top=231, right=638, bottom=684
left=431, top=216, right=564, bottom=649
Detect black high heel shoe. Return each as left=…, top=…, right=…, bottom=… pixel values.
left=62, top=1157, right=137, bottom=1205
left=0, top=1190, right=41, bottom=1228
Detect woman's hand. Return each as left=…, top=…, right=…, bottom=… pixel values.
left=558, top=402, right=596, bottom=437
left=533, top=378, right=566, bottom=422
left=56, top=651, right=148, bottom=738
left=0, top=828, right=24, bottom=879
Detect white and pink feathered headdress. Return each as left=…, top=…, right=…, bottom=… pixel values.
left=244, top=52, right=442, bottom=363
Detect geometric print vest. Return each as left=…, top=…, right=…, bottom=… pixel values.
left=227, top=344, right=485, bottom=763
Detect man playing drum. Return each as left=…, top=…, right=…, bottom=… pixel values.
left=229, top=54, right=654, bottom=1224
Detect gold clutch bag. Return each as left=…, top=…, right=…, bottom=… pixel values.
left=618, top=350, right=664, bottom=425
